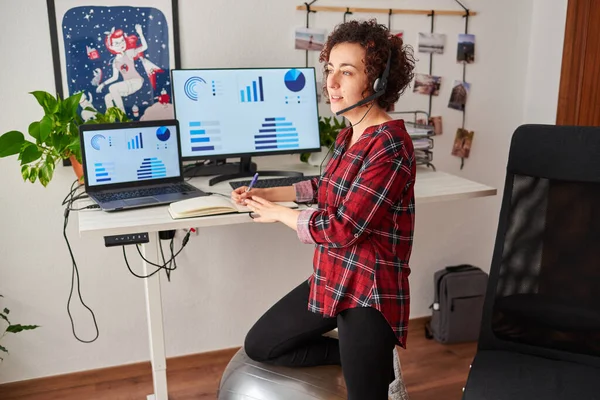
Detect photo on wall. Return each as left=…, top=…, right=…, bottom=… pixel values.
left=448, top=80, right=471, bottom=111
left=457, top=33, right=476, bottom=64
left=295, top=27, right=327, bottom=51
left=413, top=73, right=442, bottom=96
left=47, top=0, right=180, bottom=123
left=452, top=128, right=474, bottom=158
left=429, top=116, right=443, bottom=135
left=418, top=33, right=446, bottom=54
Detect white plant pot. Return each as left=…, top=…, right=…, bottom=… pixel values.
left=307, top=146, right=332, bottom=167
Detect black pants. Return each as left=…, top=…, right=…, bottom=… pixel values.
left=244, top=280, right=398, bottom=400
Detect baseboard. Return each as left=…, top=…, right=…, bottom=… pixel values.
left=0, top=347, right=240, bottom=398
left=0, top=316, right=432, bottom=396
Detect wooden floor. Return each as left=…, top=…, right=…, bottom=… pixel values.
left=0, top=318, right=476, bottom=399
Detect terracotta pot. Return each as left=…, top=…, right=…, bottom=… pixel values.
left=69, top=155, right=84, bottom=183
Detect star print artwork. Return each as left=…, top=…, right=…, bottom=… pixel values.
left=61, top=6, right=174, bottom=122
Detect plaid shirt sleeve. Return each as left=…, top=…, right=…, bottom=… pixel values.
left=292, top=177, right=318, bottom=203
left=298, top=136, right=412, bottom=247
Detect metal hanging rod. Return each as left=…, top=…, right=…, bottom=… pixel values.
left=296, top=5, right=476, bottom=17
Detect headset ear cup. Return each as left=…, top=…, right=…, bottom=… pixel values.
left=373, top=78, right=381, bottom=92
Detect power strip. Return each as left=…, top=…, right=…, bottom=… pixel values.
left=104, top=232, right=149, bottom=247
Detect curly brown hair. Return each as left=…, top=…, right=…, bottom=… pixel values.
left=319, top=19, right=415, bottom=110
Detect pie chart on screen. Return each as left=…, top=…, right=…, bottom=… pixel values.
left=156, top=126, right=171, bottom=142
left=284, top=69, right=306, bottom=92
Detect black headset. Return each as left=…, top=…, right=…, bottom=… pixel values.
left=335, top=48, right=392, bottom=116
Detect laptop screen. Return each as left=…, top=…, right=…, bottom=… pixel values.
left=81, top=123, right=181, bottom=188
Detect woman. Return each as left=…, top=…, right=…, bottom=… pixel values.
left=96, top=25, right=146, bottom=112
left=231, top=19, right=416, bottom=399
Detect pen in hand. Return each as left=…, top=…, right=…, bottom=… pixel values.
left=245, top=173, right=259, bottom=193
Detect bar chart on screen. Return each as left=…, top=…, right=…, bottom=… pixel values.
left=127, top=132, right=144, bottom=150
left=189, top=120, right=223, bottom=152
left=240, top=76, right=265, bottom=102
left=255, top=117, right=299, bottom=150
left=137, top=158, right=167, bottom=180
left=94, top=162, right=114, bottom=183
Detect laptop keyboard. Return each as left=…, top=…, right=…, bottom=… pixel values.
left=94, top=183, right=199, bottom=202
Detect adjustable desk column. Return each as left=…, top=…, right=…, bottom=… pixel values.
left=142, top=234, right=167, bottom=400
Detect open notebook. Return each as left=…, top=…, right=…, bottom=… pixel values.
left=168, top=195, right=298, bottom=219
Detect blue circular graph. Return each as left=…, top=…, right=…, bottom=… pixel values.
left=91, top=134, right=105, bottom=150
left=184, top=76, right=206, bottom=101
left=284, top=69, right=306, bottom=92
left=156, top=126, right=171, bottom=142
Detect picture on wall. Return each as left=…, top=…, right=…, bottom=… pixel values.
left=413, top=73, right=442, bottom=96
left=47, top=0, right=180, bottom=123
left=448, top=80, right=471, bottom=111
left=295, top=27, right=327, bottom=51
left=418, top=33, right=446, bottom=54
left=457, top=33, right=475, bottom=64
left=452, top=128, right=474, bottom=158
left=429, top=116, right=443, bottom=135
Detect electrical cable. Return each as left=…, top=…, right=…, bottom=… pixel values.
left=62, top=180, right=100, bottom=343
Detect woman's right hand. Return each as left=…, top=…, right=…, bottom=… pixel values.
left=231, top=187, right=267, bottom=205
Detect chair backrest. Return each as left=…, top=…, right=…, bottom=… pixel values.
left=477, top=124, right=600, bottom=368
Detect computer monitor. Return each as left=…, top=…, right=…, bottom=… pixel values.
left=171, top=67, right=321, bottom=184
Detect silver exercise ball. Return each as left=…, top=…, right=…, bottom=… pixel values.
left=217, top=347, right=347, bottom=399
left=217, top=346, right=409, bottom=400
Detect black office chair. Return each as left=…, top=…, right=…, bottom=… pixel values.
left=462, top=125, right=600, bottom=400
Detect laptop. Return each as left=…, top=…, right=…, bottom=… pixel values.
left=79, top=119, right=209, bottom=211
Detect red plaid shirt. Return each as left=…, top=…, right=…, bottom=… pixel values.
left=294, top=119, right=415, bottom=348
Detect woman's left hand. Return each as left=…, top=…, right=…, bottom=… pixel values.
left=244, top=196, right=283, bottom=223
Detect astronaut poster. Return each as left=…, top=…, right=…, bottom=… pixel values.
left=48, top=0, right=180, bottom=122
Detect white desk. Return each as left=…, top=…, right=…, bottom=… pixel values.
left=77, top=158, right=496, bottom=400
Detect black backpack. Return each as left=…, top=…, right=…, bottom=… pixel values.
left=425, top=265, right=489, bottom=344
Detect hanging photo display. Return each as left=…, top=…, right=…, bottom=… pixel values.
left=295, top=27, right=327, bottom=51
left=457, top=33, right=475, bottom=63
left=452, top=128, right=474, bottom=158
left=448, top=80, right=471, bottom=111
left=414, top=73, right=442, bottom=96
left=418, top=32, right=446, bottom=54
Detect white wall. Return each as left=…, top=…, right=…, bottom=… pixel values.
left=0, top=0, right=567, bottom=383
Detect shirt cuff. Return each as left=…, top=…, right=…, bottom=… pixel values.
left=297, top=208, right=317, bottom=244
left=293, top=180, right=314, bottom=203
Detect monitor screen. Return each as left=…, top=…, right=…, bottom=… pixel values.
left=171, top=68, right=321, bottom=160
left=80, top=123, right=181, bottom=188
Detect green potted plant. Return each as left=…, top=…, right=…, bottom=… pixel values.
left=0, top=294, right=39, bottom=362
left=301, top=115, right=347, bottom=166
left=0, top=91, right=129, bottom=187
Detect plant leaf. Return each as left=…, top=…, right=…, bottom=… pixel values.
left=40, top=162, right=54, bottom=186
left=21, top=165, right=30, bottom=181
left=39, top=115, right=53, bottom=143
left=61, top=92, right=82, bottom=120
left=38, top=168, right=48, bottom=187
left=0, top=344, right=7, bottom=353
left=28, top=167, right=38, bottom=183
left=30, top=91, right=58, bottom=115
left=0, top=131, right=25, bottom=157
left=19, top=143, right=43, bottom=165
left=0, top=313, right=10, bottom=325
left=3, top=308, right=8, bottom=315
left=6, top=324, right=40, bottom=333
left=28, top=121, right=41, bottom=142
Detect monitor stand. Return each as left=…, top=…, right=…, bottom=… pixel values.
left=208, top=156, right=303, bottom=186
left=183, top=159, right=242, bottom=178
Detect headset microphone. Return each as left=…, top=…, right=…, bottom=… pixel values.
left=335, top=49, right=392, bottom=117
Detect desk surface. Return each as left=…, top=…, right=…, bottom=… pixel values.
left=77, top=157, right=497, bottom=238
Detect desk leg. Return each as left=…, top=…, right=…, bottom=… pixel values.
left=142, top=232, right=168, bottom=400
